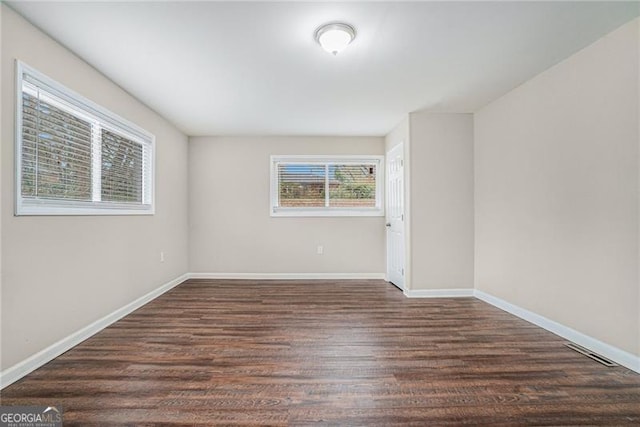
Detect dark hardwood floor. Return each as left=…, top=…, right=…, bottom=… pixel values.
left=2, top=279, right=639, bottom=425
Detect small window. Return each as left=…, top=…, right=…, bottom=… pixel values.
left=270, top=155, right=384, bottom=217
left=15, top=61, right=154, bottom=215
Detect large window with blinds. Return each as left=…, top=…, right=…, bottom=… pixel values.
left=16, top=61, right=154, bottom=215
left=270, top=155, right=384, bottom=217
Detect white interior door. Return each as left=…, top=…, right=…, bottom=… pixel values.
left=386, top=143, right=405, bottom=289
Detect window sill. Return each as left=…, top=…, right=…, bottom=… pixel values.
left=271, top=208, right=384, bottom=218
left=16, top=200, right=155, bottom=216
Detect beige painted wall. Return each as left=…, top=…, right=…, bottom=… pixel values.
left=475, top=19, right=639, bottom=356
left=1, top=6, right=189, bottom=370
left=189, top=136, right=385, bottom=274
left=408, top=112, right=474, bottom=290
left=0, top=5, right=4, bottom=371
left=384, top=116, right=409, bottom=153
left=637, top=18, right=640, bottom=359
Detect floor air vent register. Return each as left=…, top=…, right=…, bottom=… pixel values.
left=564, top=342, right=617, bottom=367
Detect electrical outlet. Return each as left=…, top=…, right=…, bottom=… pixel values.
left=317, top=245, right=324, bottom=255
left=160, top=251, right=165, bottom=263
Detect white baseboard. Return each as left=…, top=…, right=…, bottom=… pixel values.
left=0, top=273, right=190, bottom=390
left=404, top=288, right=474, bottom=298
left=187, top=272, right=387, bottom=280
left=474, top=290, right=640, bottom=374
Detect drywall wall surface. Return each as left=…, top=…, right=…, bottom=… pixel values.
left=637, top=18, right=640, bottom=359
left=408, top=112, right=474, bottom=290
left=475, top=18, right=639, bottom=355
left=189, top=136, right=385, bottom=275
left=0, top=4, right=4, bottom=372
left=1, top=5, right=189, bottom=369
left=385, top=116, right=409, bottom=152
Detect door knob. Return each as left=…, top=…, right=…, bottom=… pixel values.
left=385, top=223, right=391, bottom=227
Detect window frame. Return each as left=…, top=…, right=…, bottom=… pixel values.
left=15, top=60, right=155, bottom=216
left=270, top=155, right=384, bottom=217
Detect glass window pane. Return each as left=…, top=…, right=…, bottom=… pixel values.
left=328, top=164, right=376, bottom=208
left=278, top=164, right=326, bottom=207
left=101, top=129, right=144, bottom=203
left=22, top=92, right=92, bottom=201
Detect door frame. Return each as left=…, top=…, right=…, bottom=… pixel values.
left=385, top=142, right=406, bottom=290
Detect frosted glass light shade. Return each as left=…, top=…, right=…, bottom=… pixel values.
left=315, top=23, right=356, bottom=55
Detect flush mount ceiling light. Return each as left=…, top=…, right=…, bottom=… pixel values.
left=314, top=22, right=356, bottom=55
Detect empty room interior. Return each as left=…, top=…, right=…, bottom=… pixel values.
left=1, top=0, right=640, bottom=425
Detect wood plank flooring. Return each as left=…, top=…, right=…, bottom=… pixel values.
left=2, top=279, right=639, bottom=425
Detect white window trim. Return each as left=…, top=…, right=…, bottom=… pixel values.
left=15, top=60, right=156, bottom=216
left=270, top=155, right=384, bottom=217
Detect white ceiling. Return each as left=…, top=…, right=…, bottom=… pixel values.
left=8, top=1, right=640, bottom=136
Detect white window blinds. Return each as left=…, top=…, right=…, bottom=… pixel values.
left=21, top=87, right=93, bottom=201
left=101, top=129, right=145, bottom=203
left=278, top=163, right=326, bottom=207
left=270, top=156, right=384, bottom=217
left=16, top=61, right=154, bottom=215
